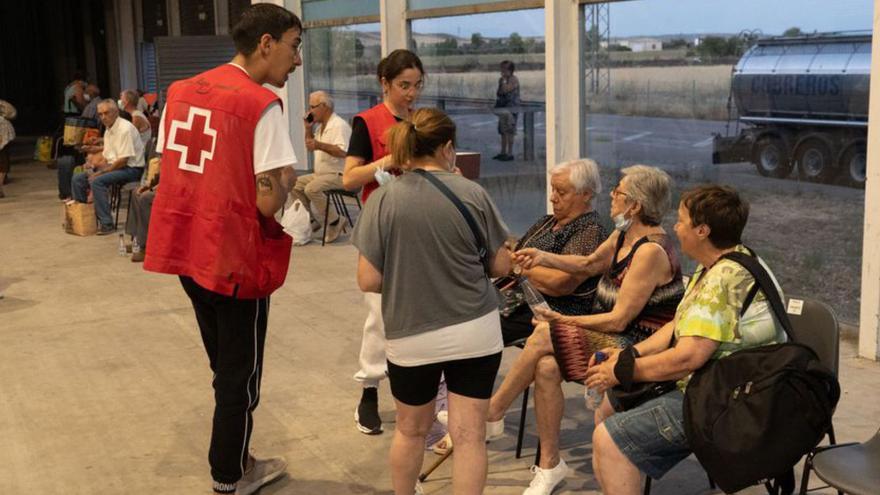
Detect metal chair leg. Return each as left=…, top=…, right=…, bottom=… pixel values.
left=321, top=191, right=331, bottom=246
left=643, top=476, right=652, bottom=495
left=419, top=444, right=453, bottom=482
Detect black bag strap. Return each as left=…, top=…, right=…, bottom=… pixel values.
left=413, top=169, right=491, bottom=275
left=719, top=249, right=795, bottom=341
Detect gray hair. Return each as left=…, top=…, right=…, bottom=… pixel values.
left=620, top=164, right=673, bottom=226
left=121, top=89, right=139, bottom=106
left=97, top=98, right=118, bottom=113
left=310, top=90, right=334, bottom=111
left=550, top=158, right=602, bottom=199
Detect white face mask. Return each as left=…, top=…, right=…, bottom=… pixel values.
left=117, top=99, right=125, bottom=110
left=374, top=167, right=394, bottom=187
left=613, top=212, right=633, bottom=232
left=84, top=94, right=91, bottom=102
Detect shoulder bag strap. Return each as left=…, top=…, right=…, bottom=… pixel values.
left=719, top=250, right=794, bottom=341
left=412, top=169, right=491, bottom=275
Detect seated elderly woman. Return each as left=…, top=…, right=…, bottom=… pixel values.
left=499, top=158, right=609, bottom=345
left=432, top=158, right=608, bottom=456
left=495, top=165, right=685, bottom=494
left=587, top=185, right=786, bottom=495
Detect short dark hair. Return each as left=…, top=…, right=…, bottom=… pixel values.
left=680, top=185, right=749, bottom=249
left=231, top=4, right=302, bottom=56
left=377, top=49, right=424, bottom=84
left=500, top=60, right=515, bottom=73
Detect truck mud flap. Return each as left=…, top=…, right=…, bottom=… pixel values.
left=712, top=134, right=752, bottom=164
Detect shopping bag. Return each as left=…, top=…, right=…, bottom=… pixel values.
left=280, top=200, right=313, bottom=246
left=62, top=201, right=97, bottom=236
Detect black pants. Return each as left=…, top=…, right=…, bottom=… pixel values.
left=180, top=276, right=269, bottom=486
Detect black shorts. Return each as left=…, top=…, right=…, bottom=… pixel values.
left=387, top=352, right=503, bottom=406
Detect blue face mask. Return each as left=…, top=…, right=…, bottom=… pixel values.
left=613, top=213, right=633, bottom=232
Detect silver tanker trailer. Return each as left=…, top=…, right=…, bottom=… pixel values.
left=712, top=32, right=870, bottom=187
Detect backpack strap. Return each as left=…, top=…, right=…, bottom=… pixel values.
left=413, top=169, right=491, bottom=275
left=719, top=250, right=795, bottom=342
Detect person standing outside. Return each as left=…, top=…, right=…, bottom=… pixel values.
left=493, top=60, right=520, bottom=162
left=342, top=49, right=425, bottom=435
left=292, top=90, right=351, bottom=243
left=143, top=5, right=301, bottom=494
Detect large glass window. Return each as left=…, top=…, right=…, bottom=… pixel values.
left=410, top=9, right=546, bottom=235
left=582, top=0, right=872, bottom=323
left=303, top=23, right=382, bottom=124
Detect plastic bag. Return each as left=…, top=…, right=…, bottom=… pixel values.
left=280, top=200, right=312, bottom=246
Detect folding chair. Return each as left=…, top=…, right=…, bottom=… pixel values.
left=321, top=189, right=361, bottom=246
left=802, top=428, right=880, bottom=495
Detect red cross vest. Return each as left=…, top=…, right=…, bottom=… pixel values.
left=356, top=103, right=400, bottom=203
left=144, top=64, right=292, bottom=299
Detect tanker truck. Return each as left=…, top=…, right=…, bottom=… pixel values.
left=712, top=32, right=870, bottom=187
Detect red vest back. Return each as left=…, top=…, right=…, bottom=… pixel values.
left=144, top=64, right=292, bottom=298
left=356, top=103, right=399, bottom=202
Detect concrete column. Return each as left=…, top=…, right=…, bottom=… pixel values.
left=380, top=0, right=408, bottom=56
left=215, top=0, right=229, bottom=35
left=858, top=0, right=880, bottom=361
left=167, top=0, right=182, bottom=36
left=114, top=0, right=140, bottom=92
left=544, top=0, right=585, bottom=213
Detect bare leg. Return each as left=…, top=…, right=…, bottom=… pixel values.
left=534, top=355, right=565, bottom=469
left=390, top=399, right=435, bottom=495
left=487, top=323, right=553, bottom=422
left=448, top=392, right=490, bottom=495
left=593, top=423, right=642, bottom=495
left=594, top=394, right=615, bottom=425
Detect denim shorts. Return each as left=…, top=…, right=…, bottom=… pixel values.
left=602, top=390, right=691, bottom=480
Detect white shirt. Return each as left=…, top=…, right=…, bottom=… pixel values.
left=103, top=116, right=145, bottom=168
left=385, top=309, right=504, bottom=367
left=313, top=112, right=351, bottom=175
left=131, top=109, right=153, bottom=148
left=156, top=64, right=297, bottom=175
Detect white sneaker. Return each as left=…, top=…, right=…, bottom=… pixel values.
left=523, top=458, right=569, bottom=495
left=236, top=455, right=287, bottom=495
left=437, top=411, right=505, bottom=441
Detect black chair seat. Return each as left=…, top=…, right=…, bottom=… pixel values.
left=811, top=432, right=880, bottom=495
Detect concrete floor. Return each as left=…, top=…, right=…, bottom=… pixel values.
left=1, top=151, right=879, bottom=494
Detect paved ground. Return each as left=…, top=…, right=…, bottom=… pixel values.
left=1, top=146, right=878, bottom=494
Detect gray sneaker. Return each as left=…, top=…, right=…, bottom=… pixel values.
left=236, top=455, right=288, bottom=495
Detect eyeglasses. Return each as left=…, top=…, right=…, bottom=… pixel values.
left=611, top=186, right=630, bottom=199
left=309, top=103, right=324, bottom=109
left=394, top=80, right=424, bottom=93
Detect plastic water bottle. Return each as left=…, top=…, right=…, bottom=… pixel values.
left=585, top=351, right=608, bottom=410
left=519, top=277, right=551, bottom=317
left=131, top=236, right=140, bottom=255
left=117, top=233, right=126, bottom=256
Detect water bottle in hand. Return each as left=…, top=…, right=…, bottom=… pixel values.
left=585, top=351, right=608, bottom=410
left=519, top=277, right=551, bottom=318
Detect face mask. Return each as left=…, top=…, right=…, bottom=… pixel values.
left=117, top=99, right=124, bottom=110
left=84, top=94, right=91, bottom=102
left=613, top=212, right=633, bottom=232
left=374, top=168, right=394, bottom=187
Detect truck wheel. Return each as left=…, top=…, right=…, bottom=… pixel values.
left=753, top=136, right=792, bottom=178
left=795, top=138, right=835, bottom=183
left=841, top=144, right=867, bottom=188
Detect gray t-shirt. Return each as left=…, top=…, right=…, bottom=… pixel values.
left=352, top=170, right=510, bottom=340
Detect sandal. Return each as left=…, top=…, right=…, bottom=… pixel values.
left=431, top=432, right=453, bottom=456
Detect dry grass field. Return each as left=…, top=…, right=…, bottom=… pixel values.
left=310, top=64, right=734, bottom=120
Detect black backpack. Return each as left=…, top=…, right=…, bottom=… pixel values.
left=682, top=251, right=840, bottom=494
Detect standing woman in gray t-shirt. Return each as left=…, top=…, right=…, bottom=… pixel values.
left=352, top=107, right=511, bottom=495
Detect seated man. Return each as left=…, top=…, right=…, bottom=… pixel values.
left=291, top=90, right=351, bottom=243
left=589, top=185, right=786, bottom=495
left=71, top=99, right=144, bottom=235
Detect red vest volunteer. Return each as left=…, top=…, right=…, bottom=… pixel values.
left=144, top=64, right=293, bottom=298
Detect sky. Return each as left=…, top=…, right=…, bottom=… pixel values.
left=410, top=0, right=873, bottom=39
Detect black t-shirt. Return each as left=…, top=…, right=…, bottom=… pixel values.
left=346, top=115, right=403, bottom=161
